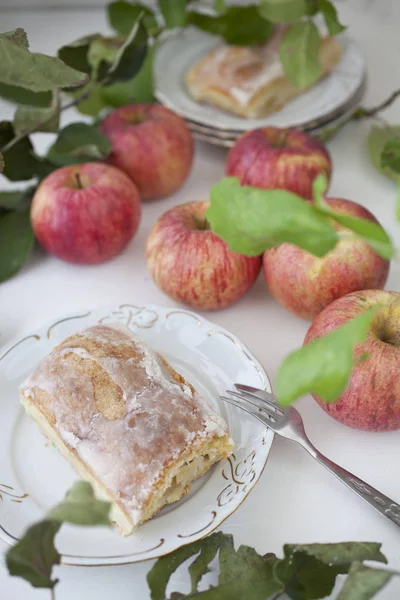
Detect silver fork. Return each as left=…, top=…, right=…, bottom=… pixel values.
left=221, top=383, right=400, bottom=529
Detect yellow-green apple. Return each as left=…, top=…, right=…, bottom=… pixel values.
left=31, top=162, right=141, bottom=265
left=304, top=290, right=400, bottom=431
left=263, top=198, right=390, bottom=320
left=99, top=104, right=194, bottom=201
left=146, top=200, right=262, bottom=310
left=226, top=127, right=332, bottom=200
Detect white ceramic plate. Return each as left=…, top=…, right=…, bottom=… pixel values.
left=154, top=27, right=366, bottom=132
left=0, top=304, right=273, bottom=566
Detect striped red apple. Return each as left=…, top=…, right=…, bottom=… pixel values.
left=226, top=127, right=332, bottom=200
left=31, top=162, right=141, bottom=265
left=145, top=201, right=262, bottom=311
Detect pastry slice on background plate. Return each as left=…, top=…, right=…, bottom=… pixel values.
left=184, top=25, right=342, bottom=119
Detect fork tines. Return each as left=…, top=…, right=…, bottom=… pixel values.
left=221, top=385, right=284, bottom=425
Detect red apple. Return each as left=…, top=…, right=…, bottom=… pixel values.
left=226, top=127, right=332, bottom=200
left=31, top=162, right=141, bottom=265
left=99, top=104, right=194, bottom=201
left=145, top=200, right=262, bottom=310
left=263, top=197, right=390, bottom=320
left=304, top=290, right=400, bottom=431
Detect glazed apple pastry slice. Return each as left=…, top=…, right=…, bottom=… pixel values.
left=20, top=324, right=234, bottom=535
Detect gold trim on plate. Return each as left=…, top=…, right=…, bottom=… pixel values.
left=0, top=484, right=28, bottom=504
left=165, top=310, right=202, bottom=326
left=178, top=512, right=217, bottom=539
left=0, top=335, right=40, bottom=362
left=207, top=329, right=267, bottom=388
left=47, top=312, right=92, bottom=339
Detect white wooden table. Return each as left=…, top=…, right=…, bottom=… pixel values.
left=1, top=2, right=400, bottom=598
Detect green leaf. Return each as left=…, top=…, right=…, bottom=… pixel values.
left=88, top=36, right=122, bottom=77
left=58, top=35, right=98, bottom=74
left=275, top=551, right=342, bottom=600
left=1, top=28, right=29, bottom=49
left=0, top=83, right=52, bottom=107
left=280, top=21, right=322, bottom=89
left=101, top=41, right=154, bottom=105
left=14, top=92, right=60, bottom=135
left=99, top=18, right=148, bottom=85
left=212, top=546, right=280, bottom=599
left=0, top=121, right=44, bottom=181
left=368, top=125, right=400, bottom=184
left=188, top=534, right=230, bottom=593
left=0, top=152, right=3, bottom=174
left=276, top=307, right=376, bottom=405
left=6, top=520, right=61, bottom=588
left=148, top=532, right=226, bottom=600
left=158, top=0, right=187, bottom=28
left=312, top=175, right=394, bottom=260
left=188, top=6, right=275, bottom=46
left=108, top=1, right=158, bottom=36
left=318, top=0, right=346, bottom=35
left=381, top=137, right=400, bottom=174
left=336, top=562, right=396, bottom=600
left=207, top=177, right=339, bottom=258
left=284, top=542, right=387, bottom=568
left=47, top=481, right=111, bottom=526
left=259, top=0, right=307, bottom=23
left=47, top=122, right=111, bottom=166
left=0, top=35, right=87, bottom=92
left=0, top=186, right=36, bottom=212
left=0, top=208, right=35, bottom=283
left=272, top=542, right=387, bottom=600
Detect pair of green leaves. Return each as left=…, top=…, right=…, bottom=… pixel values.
left=207, top=175, right=393, bottom=406
left=0, top=120, right=110, bottom=182
left=187, top=5, right=275, bottom=46
left=147, top=531, right=396, bottom=600
left=0, top=28, right=86, bottom=139
left=207, top=175, right=393, bottom=260
left=6, top=481, right=111, bottom=588
left=278, top=0, right=345, bottom=91
left=260, top=1, right=345, bottom=90
left=0, top=28, right=85, bottom=99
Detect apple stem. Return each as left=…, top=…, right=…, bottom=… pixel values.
left=75, top=172, right=83, bottom=189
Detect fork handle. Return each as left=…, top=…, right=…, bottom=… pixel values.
left=305, top=444, right=400, bottom=528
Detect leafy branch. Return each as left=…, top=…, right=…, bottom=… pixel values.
left=356, top=88, right=400, bottom=118
left=146, top=531, right=398, bottom=600
left=0, top=13, right=147, bottom=154
left=6, top=506, right=399, bottom=600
